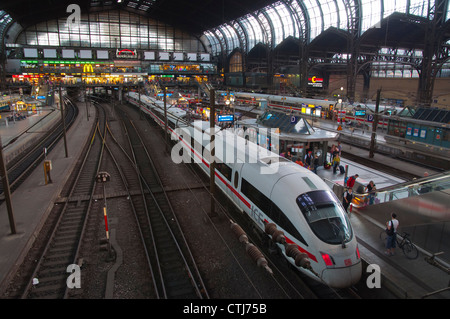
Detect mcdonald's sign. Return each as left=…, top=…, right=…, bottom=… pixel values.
left=83, top=64, right=94, bottom=73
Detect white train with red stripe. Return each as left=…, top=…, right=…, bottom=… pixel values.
left=126, top=91, right=362, bottom=289
left=225, top=91, right=400, bottom=128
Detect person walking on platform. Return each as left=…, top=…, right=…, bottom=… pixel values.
left=346, top=174, right=358, bottom=188
left=342, top=188, right=353, bottom=213
left=385, top=213, right=399, bottom=256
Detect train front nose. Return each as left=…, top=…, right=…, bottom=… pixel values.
left=321, top=261, right=362, bottom=289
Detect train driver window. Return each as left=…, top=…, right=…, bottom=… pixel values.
left=296, top=190, right=352, bottom=245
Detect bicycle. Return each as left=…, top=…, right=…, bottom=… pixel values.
left=379, top=231, right=419, bottom=259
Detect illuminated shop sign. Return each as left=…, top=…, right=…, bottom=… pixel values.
left=83, top=64, right=94, bottom=73
left=308, top=76, right=323, bottom=88
left=116, top=49, right=137, bottom=59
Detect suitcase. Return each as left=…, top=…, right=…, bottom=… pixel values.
left=339, top=165, right=345, bottom=174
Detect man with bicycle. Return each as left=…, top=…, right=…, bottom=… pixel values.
left=385, top=213, right=399, bottom=256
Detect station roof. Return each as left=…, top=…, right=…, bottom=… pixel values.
left=1, top=1, right=448, bottom=58
left=0, top=0, right=279, bottom=35
left=359, top=12, right=429, bottom=51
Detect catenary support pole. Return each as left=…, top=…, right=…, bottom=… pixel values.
left=209, top=89, right=216, bottom=217
left=0, top=138, right=16, bottom=234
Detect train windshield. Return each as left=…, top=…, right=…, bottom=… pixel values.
left=296, top=190, right=352, bottom=245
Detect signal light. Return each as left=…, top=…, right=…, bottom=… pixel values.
left=356, top=245, right=361, bottom=260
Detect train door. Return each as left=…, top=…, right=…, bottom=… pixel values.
left=230, top=163, right=245, bottom=210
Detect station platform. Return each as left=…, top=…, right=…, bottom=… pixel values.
left=351, top=208, right=450, bottom=299
left=235, top=104, right=448, bottom=172
left=0, top=102, right=95, bottom=295
left=316, top=152, right=450, bottom=299
left=0, top=108, right=61, bottom=164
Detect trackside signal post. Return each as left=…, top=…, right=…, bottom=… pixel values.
left=59, top=86, right=68, bottom=158
left=96, top=171, right=112, bottom=257
left=164, top=86, right=169, bottom=153
left=369, top=89, right=381, bottom=158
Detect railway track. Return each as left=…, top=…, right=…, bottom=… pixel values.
left=0, top=97, right=78, bottom=197
left=20, top=102, right=105, bottom=299
left=117, top=108, right=209, bottom=299
left=341, top=150, right=419, bottom=181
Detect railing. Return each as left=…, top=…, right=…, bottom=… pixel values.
left=348, top=171, right=450, bottom=264
left=352, top=171, right=450, bottom=207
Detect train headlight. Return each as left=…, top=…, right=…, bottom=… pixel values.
left=320, top=252, right=335, bottom=267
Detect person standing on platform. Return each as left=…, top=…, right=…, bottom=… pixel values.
left=313, top=155, right=319, bottom=174
left=365, top=180, right=376, bottom=205
left=332, top=145, right=340, bottom=160
left=342, top=188, right=353, bottom=213
left=385, top=213, right=399, bottom=256
left=332, top=154, right=340, bottom=174
left=337, top=141, right=342, bottom=156
left=330, top=144, right=336, bottom=162
left=304, top=150, right=312, bottom=168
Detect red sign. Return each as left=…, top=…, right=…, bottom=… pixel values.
left=308, top=76, right=323, bottom=87
left=116, top=49, right=137, bottom=59
left=308, top=76, right=323, bottom=83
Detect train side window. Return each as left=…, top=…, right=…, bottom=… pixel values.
left=241, top=178, right=271, bottom=214
left=234, top=171, right=239, bottom=189
left=216, top=162, right=232, bottom=181
left=271, top=203, right=308, bottom=246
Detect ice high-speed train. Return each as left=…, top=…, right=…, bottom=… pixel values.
left=223, top=91, right=401, bottom=128
left=127, top=91, right=188, bottom=126
left=126, top=91, right=362, bottom=289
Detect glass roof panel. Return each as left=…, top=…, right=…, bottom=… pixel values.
left=408, top=0, right=429, bottom=17
left=321, top=0, right=339, bottom=31
left=360, top=0, right=382, bottom=31
left=246, top=14, right=266, bottom=44
left=257, top=11, right=272, bottom=45
left=383, top=0, right=408, bottom=18
left=265, top=6, right=284, bottom=46
left=302, top=0, right=323, bottom=40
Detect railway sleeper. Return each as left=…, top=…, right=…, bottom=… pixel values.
left=168, top=286, right=198, bottom=298
left=29, top=284, right=66, bottom=298
left=42, top=258, right=73, bottom=268
left=46, top=249, right=73, bottom=259
left=32, top=274, right=67, bottom=285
